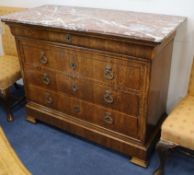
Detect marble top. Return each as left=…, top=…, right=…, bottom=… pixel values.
left=1, top=5, right=186, bottom=43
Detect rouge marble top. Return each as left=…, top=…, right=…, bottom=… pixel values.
left=1, top=5, right=186, bottom=43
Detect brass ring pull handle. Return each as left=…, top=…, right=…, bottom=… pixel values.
left=45, top=94, right=53, bottom=105
left=65, top=34, right=72, bottom=42
left=42, top=73, right=50, bottom=85
left=40, top=51, right=48, bottom=64
left=104, top=90, right=114, bottom=104
left=104, top=112, right=113, bottom=125
left=72, top=84, right=79, bottom=92
left=104, top=65, right=114, bottom=80
left=73, top=105, right=80, bottom=113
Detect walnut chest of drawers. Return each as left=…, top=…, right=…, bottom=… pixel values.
left=1, top=5, right=185, bottom=167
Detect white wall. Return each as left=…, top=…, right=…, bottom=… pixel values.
left=0, top=0, right=194, bottom=112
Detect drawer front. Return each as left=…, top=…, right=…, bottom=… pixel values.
left=22, top=42, right=146, bottom=91
left=17, top=26, right=153, bottom=59
left=57, top=74, right=139, bottom=117
left=24, top=65, right=57, bottom=91
left=27, top=84, right=138, bottom=137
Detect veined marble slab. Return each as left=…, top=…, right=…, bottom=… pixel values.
left=1, top=5, right=186, bottom=43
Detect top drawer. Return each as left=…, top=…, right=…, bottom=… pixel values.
left=13, top=25, right=153, bottom=58
left=21, top=41, right=148, bottom=92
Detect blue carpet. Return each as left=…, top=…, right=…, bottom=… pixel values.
left=0, top=87, right=194, bottom=175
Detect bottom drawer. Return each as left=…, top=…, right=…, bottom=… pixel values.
left=27, top=84, right=138, bottom=138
